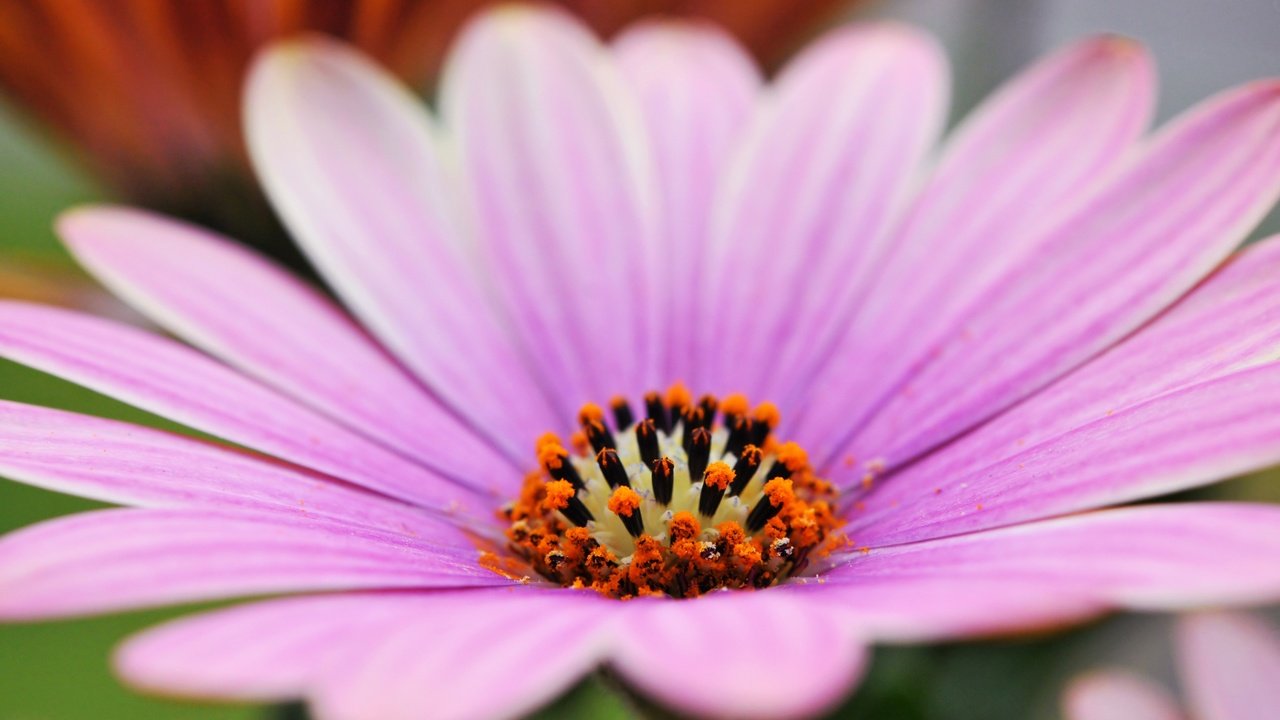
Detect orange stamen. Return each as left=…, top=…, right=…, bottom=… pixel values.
left=577, top=402, right=605, bottom=426
left=538, top=444, right=567, bottom=470
left=669, top=512, right=701, bottom=542
left=665, top=381, right=692, bottom=409
left=775, top=441, right=809, bottom=472
left=542, top=479, right=575, bottom=512
left=535, top=431, right=562, bottom=453
left=764, top=477, right=796, bottom=507
left=490, top=387, right=847, bottom=600
left=721, top=393, right=749, bottom=417
left=753, top=401, right=781, bottom=429
left=607, top=485, right=642, bottom=517
left=703, top=461, right=735, bottom=490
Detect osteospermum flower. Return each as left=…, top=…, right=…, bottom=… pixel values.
left=4, top=6, right=1280, bottom=719
left=1064, top=611, right=1280, bottom=720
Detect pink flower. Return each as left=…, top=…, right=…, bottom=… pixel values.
left=1063, top=611, right=1280, bottom=720
left=3, top=5, right=1280, bottom=719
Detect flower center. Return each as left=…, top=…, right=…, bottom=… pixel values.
left=488, top=383, right=846, bottom=599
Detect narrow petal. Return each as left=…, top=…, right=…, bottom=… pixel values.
left=0, top=399, right=437, bottom=535
left=845, top=79, right=1280, bottom=469
left=116, top=593, right=412, bottom=702
left=1177, top=611, right=1280, bottom=720
left=793, top=35, right=1154, bottom=458
left=441, top=7, right=658, bottom=409
left=793, top=36, right=1157, bottom=456
left=849, top=236, right=1280, bottom=544
left=0, top=509, right=506, bottom=620
left=822, top=504, right=1280, bottom=614
left=0, top=301, right=490, bottom=511
left=695, top=22, right=948, bottom=401
left=1063, top=671, right=1186, bottom=720
left=781, top=575, right=1106, bottom=643
left=311, top=589, right=613, bottom=720
left=843, top=36, right=1154, bottom=386
left=849, top=362, right=1280, bottom=546
left=611, top=592, right=868, bottom=720
left=60, top=207, right=520, bottom=486
left=612, top=22, right=760, bottom=385
left=245, top=35, right=557, bottom=455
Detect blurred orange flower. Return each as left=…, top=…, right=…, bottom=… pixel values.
left=0, top=0, right=854, bottom=263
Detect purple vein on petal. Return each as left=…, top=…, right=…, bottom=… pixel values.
left=60, top=206, right=523, bottom=487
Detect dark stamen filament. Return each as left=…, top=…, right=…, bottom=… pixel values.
left=636, top=418, right=661, bottom=468
left=723, top=415, right=751, bottom=459
left=729, top=445, right=762, bottom=496
left=644, top=391, right=670, bottom=434
left=651, top=457, right=674, bottom=505
left=597, top=448, right=629, bottom=488
left=687, top=427, right=711, bottom=487
left=542, top=448, right=583, bottom=490
left=562, top=495, right=594, bottom=526
left=610, top=396, right=634, bottom=431
left=746, top=494, right=783, bottom=532
left=680, top=406, right=705, bottom=456
left=584, top=419, right=615, bottom=455
left=749, top=418, right=771, bottom=447
left=697, top=394, right=718, bottom=428
left=698, top=463, right=734, bottom=517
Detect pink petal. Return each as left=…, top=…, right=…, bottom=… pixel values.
left=1177, top=611, right=1280, bottom=720
left=60, top=207, right=519, bottom=487
left=116, top=593, right=413, bottom=702
left=612, top=22, right=760, bottom=386
left=781, top=575, right=1106, bottom=643
left=1062, top=671, right=1186, bottom=720
left=440, top=7, right=658, bottom=410
left=0, top=301, right=488, bottom=511
left=849, top=234, right=1280, bottom=543
left=0, top=509, right=506, bottom=620
left=844, top=79, right=1280, bottom=470
left=245, top=36, right=557, bottom=455
left=0, top=399, right=437, bottom=535
left=780, top=37, right=1140, bottom=462
left=823, top=504, right=1280, bottom=614
left=311, top=588, right=613, bottom=720
left=611, top=592, right=868, bottom=719
left=849, top=361, right=1280, bottom=546
left=695, top=22, right=948, bottom=402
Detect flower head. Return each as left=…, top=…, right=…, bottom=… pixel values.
left=4, top=6, right=1280, bottom=719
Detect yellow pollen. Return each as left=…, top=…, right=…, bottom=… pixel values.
left=665, top=381, right=692, bottom=409
left=669, top=512, right=701, bottom=542
left=543, top=479, right=575, bottom=511
left=607, top=486, right=642, bottom=517
left=764, top=477, right=796, bottom=507
left=754, top=401, right=781, bottom=429
left=776, top=441, right=809, bottom=472
left=703, top=461, right=734, bottom=490
left=538, top=444, right=567, bottom=470
left=721, top=393, right=750, bottom=417
left=577, top=402, right=605, bottom=426
left=535, top=431, right=562, bottom=453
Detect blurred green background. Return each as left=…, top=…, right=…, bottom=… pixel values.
left=3, top=0, right=1280, bottom=716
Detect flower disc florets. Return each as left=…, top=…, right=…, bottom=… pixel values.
left=494, top=383, right=846, bottom=599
